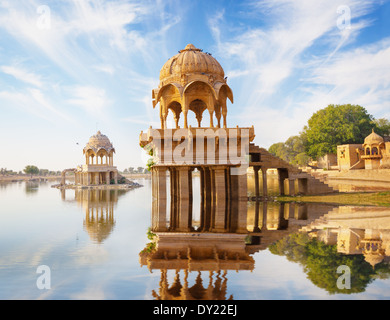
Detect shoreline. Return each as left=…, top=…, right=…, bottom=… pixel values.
left=0, top=173, right=151, bottom=183
left=51, top=182, right=143, bottom=190
left=277, top=191, right=390, bottom=207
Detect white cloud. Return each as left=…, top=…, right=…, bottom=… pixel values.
left=67, top=86, right=112, bottom=117
left=0, top=87, right=73, bottom=123
left=92, top=65, right=115, bottom=75
left=208, top=0, right=387, bottom=147
left=0, top=65, right=43, bottom=88
left=298, top=38, right=390, bottom=118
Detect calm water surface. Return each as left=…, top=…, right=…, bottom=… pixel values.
left=1, top=178, right=390, bottom=300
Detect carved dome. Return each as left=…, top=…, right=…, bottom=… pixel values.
left=83, top=131, right=115, bottom=154
left=153, top=44, right=233, bottom=129
left=159, top=44, right=225, bottom=85
left=364, top=129, right=384, bottom=145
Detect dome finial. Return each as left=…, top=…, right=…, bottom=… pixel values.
left=180, top=44, right=201, bottom=52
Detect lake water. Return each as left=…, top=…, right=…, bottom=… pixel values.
left=1, top=178, right=390, bottom=300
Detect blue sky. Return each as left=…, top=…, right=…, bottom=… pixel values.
left=0, top=0, right=390, bottom=171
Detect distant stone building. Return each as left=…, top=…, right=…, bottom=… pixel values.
left=337, top=129, right=390, bottom=170
left=60, top=131, right=119, bottom=186
left=75, top=131, right=119, bottom=185
left=337, top=144, right=365, bottom=170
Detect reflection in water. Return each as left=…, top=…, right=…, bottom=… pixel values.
left=269, top=206, right=390, bottom=294
left=60, top=188, right=129, bottom=243
left=142, top=181, right=390, bottom=298
left=25, top=181, right=40, bottom=195
left=301, top=206, right=390, bottom=267
left=141, top=191, right=340, bottom=299
left=247, top=170, right=280, bottom=197
left=140, top=232, right=252, bottom=300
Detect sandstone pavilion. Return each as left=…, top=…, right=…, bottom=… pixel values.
left=59, top=131, right=120, bottom=187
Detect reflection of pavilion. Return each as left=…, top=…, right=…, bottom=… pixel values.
left=141, top=194, right=336, bottom=300
left=60, top=188, right=127, bottom=243
left=140, top=232, right=253, bottom=300
left=151, top=269, right=232, bottom=300
left=301, top=206, right=390, bottom=268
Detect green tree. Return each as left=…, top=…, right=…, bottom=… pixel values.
left=268, top=134, right=309, bottom=166
left=373, top=118, right=390, bottom=138
left=137, top=166, right=144, bottom=173
left=269, top=232, right=390, bottom=294
left=303, top=104, right=375, bottom=159
left=268, top=142, right=289, bottom=161
left=24, top=165, right=39, bottom=177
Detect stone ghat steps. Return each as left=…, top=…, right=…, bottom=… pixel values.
left=300, top=216, right=329, bottom=233
left=249, top=143, right=339, bottom=194
left=299, top=207, right=342, bottom=232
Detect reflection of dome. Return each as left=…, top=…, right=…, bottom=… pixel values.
left=159, top=44, right=225, bottom=83
left=84, top=216, right=115, bottom=244
left=83, top=131, right=115, bottom=154
left=364, top=253, right=384, bottom=268
left=364, top=129, right=384, bottom=145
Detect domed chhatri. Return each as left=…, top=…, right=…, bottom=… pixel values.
left=159, top=43, right=225, bottom=82
left=75, top=131, right=118, bottom=186
left=84, top=131, right=115, bottom=156
left=338, top=126, right=390, bottom=170
left=361, top=129, right=387, bottom=169
left=153, top=43, right=233, bottom=129
left=364, top=129, right=385, bottom=146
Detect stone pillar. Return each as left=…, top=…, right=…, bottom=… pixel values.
left=262, top=201, right=268, bottom=231
left=61, top=171, right=66, bottom=185
left=288, top=202, right=295, bottom=219
left=236, top=171, right=247, bottom=201
left=277, top=168, right=289, bottom=196
left=253, top=200, right=261, bottom=232
left=261, top=167, right=268, bottom=198
left=279, top=203, right=288, bottom=230
left=114, top=171, right=118, bottom=184
left=253, top=166, right=260, bottom=199
left=236, top=172, right=248, bottom=233
left=151, top=166, right=167, bottom=232
left=212, top=167, right=227, bottom=232
left=176, top=166, right=192, bottom=232
left=169, top=168, right=177, bottom=230
left=297, top=203, right=308, bottom=220
left=288, top=179, right=295, bottom=196
left=105, top=172, right=110, bottom=185
left=200, top=167, right=212, bottom=232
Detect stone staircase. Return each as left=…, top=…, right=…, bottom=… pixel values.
left=249, top=143, right=339, bottom=195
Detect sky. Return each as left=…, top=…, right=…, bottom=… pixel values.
left=0, top=0, right=390, bottom=172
